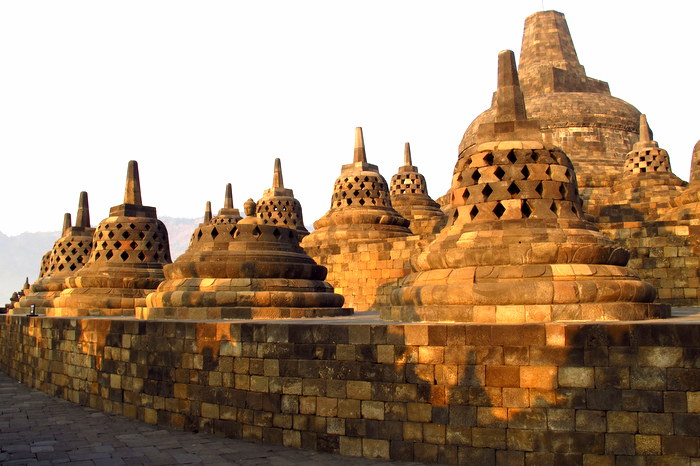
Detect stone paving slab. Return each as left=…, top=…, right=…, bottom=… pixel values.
left=0, top=372, right=429, bottom=465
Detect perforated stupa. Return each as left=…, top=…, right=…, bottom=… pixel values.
left=11, top=192, right=94, bottom=314
left=385, top=50, right=669, bottom=323
left=389, top=143, right=446, bottom=236
left=140, top=193, right=349, bottom=320
left=51, top=161, right=171, bottom=317
left=255, top=158, right=309, bottom=238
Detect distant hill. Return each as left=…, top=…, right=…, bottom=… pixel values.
left=0, top=217, right=201, bottom=305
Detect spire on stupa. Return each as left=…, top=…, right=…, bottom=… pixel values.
left=624, top=114, right=672, bottom=174
left=256, top=158, right=309, bottom=237
left=62, top=213, right=72, bottom=235
left=212, top=183, right=242, bottom=225
left=76, top=191, right=90, bottom=228
left=203, top=201, right=212, bottom=224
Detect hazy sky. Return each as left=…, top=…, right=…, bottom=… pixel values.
left=1, top=1, right=698, bottom=236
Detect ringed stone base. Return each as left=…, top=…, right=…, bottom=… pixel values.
left=381, top=302, right=670, bottom=323
left=137, top=306, right=354, bottom=320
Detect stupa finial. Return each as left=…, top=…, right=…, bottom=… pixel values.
left=62, top=213, right=72, bottom=234
left=23, top=277, right=30, bottom=290
left=495, top=50, right=527, bottom=122
left=204, top=201, right=212, bottom=223
left=272, top=158, right=284, bottom=189
left=354, top=127, right=367, bottom=164
left=124, top=160, right=143, bottom=206
left=224, top=183, right=234, bottom=209
left=76, top=191, right=90, bottom=228
left=639, top=114, right=652, bottom=143
left=404, top=143, right=413, bottom=166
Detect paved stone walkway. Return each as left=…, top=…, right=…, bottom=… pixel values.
left=0, top=372, right=426, bottom=465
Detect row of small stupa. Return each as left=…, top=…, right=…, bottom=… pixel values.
left=9, top=44, right=672, bottom=322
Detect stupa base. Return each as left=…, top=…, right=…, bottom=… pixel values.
left=46, top=307, right=136, bottom=317
left=136, top=306, right=354, bottom=320
left=381, top=302, right=671, bottom=323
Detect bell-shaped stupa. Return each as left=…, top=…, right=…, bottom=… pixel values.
left=51, top=161, right=171, bottom=317
left=303, top=127, right=411, bottom=243
left=385, top=50, right=668, bottom=323
left=12, top=192, right=95, bottom=314
left=140, top=195, right=350, bottom=320
left=390, top=142, right=446, bottom=236
left=211, top=183, right=242, bottom=225
left=599, top=115, right=686, bottom=222
left=255, top=158, right=309, bottom=238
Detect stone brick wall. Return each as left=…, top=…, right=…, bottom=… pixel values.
left=1, top=315, right=699, bottom=463
left=598, top=222, right=700, bottom=306
left=302, top=235, right=424, bottom=312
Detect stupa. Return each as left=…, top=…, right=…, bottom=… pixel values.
left=461, top=11, right=642, bottom=214
left=691, top=140, right=700, bottom=183
left=385, top=50, right=668, bottom=323
left=255, top=158, right=309, bottom=238
left=51, top=161, right=171, bottom=317
left=11, top=192, right=95, bottom=314
left=303, top=127, right=411, bottom=243
left=389, top=142, right=446, bottom=236
left=140, top=195, right=350, bottom=320
left=598, top=115, right=686, bottom=223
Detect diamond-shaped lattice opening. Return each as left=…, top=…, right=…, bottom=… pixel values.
left=129, top=223, right=135, bottom=229
left=78, top=256, right=84, bottom=263
left=120, top=251, right=129, bottom=261
left=154, top=252, right=159, bottom=261
left=462, top=189, right=470, bottom=201
left=359, top=182, right=365, bottom=189
left=481, top=184, right=493, bottom=198
left=347, top=199, right=353, bottom=205
left=138, top=232, right=145, bottom=239
left=229, top=227, right=237, bottom=238
left=545, top=166, right=552, bottom=177
left=453, top=209, right=459, bottom=221
left=353, top=176, right=360, bottom=182
left=116, top=223, right=122, bottom=229
left=535, top=182, right=543, bottom=197
left=469, top=206, right=479, bottom=220
left=273, top=228, right=281, bottom=240
left=101, top=241, right=108, bottom=249
left=531, top=151, right=539, bottom=162
left=71, top=248, right=77, bottom=255
left=121, top=231, right=130, bottom=239
left=565, top=169, right=572, bottom=181
left=107, top=231, right=115, bottom=239
left=114, top=241, right=122, bottom=249
left=471, top=170, right=481, bottom=183
left=105, top=250, right=114, bottom=260
left=571, top=205, right=578, bottom=215
left=353, top=190, right=360, bottom=197
left=483, top=152, right=494, bottom=165
left=559, top=184, right=567, bottom=198
left=521, top=166, right=530, bottom=180
left=359, top=199, right=366, bottom=206
left=60, top=249, right=66, bottom=255
left=138, top=251, right=146, bottom=261
left=493, top=202, right=506, bottom=218
left=69, top=264, right=77, bottom=271
left=550, top=202, right=557, bottom=215
left=66, top=242, right=72, bottom=247
left=252, top=226, right=262, bottom=238
left=145, top=224, right=151, bottom=231
left=522, top=201, right=532, bottom=218
left=371, top=198, right=377, bottom=205
left=77, top=241, right=84, bottom=247
left=58, top=264, right=64, bottom=271
left=211, top=227, right=219, bottom=239
left=494, top=167, right=505, bottom=180
left=197, top=230, right=203, bottom=240
left=97, top=232, right=103, bottom=239
left=129, top=241, right=138, bottom=249
left=272, top=218, right=278, bottom=224
left=158, top=244, right=163, bottom=251
left=94, top=252, right=101, bottom=260
left=507, top=150, right=517, bottom=164
left=507, top=182, right=520, bottom=197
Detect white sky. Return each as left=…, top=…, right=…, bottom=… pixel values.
left=1, top=1, right=698, bottom=236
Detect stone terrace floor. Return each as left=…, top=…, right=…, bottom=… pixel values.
left=0, top=372, right=428, bottom=465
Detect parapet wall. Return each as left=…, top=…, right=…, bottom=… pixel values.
left=1, top=315, right=699, bottom=463
left=302, top=235, right=424, bottom=312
